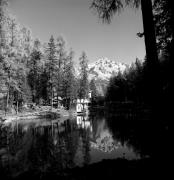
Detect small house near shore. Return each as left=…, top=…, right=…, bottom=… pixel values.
left=76, top=91, right=92, bottom=113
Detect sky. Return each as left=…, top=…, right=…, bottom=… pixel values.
left=9, top=0, right=146, bottom=64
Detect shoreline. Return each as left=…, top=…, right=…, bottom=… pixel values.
left=0, top=107, right=75, bottom=124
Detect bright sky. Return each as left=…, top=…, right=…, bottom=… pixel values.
left=9, top=0, right=145, bottom=64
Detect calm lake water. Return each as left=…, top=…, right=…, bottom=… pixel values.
left=0, top=108, right=168, bottom=179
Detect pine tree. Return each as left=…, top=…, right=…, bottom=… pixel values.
left=62, top=50, right=76, bottom=109
left=45, top=35, right=58, bottom=108
left=28, top=39, right=42, bottom=104
left=55, top=36, right=66, bottom=107
left=78, top=52, right=89, bottom=99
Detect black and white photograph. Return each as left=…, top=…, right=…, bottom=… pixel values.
left=0, top=0, right=172, bottom=179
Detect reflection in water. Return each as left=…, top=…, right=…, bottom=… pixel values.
left=0, top=112, right=142, bottom=178
left=91, top=118, right=119, bottom=153
left=76, top=116, right=92, bottom=131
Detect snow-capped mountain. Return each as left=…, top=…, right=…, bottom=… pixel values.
left=88, top=58, right=127, bottom=81
left=75, top=58, right=128, bottom=96
left=88, top=58, right=127, bottom=96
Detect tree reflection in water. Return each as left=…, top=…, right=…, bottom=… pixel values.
left=0, top=110, right=148, bottom=178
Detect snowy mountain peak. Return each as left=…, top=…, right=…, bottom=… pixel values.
left=74, top=58, right=128, bottom=96
left=88, top=58, right=127, bottom=81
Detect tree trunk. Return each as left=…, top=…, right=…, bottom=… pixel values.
left=164, top=0, right=174, bottom=125
left=141, top=0, right=159, bottom=105
left=16, top=101, right=18, bottom=114
left=168, top=0, right=174, bottom=84
left=51, top=89, right=53, bottom=109
left=6, top=72, right=11, bottom=115
left=5, top=90, right=9, bottom=115
left=141, top=0, right=159, bottom=70
left=57, top=94, right=59, bottom=108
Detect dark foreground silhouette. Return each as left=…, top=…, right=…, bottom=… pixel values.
left=1, top=158, right=171, bottom=180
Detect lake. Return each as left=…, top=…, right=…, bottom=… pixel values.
left=0, top=107, right=169, bottom=179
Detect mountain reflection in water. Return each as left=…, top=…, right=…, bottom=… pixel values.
left=0, top=112, right=144, bottom=178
